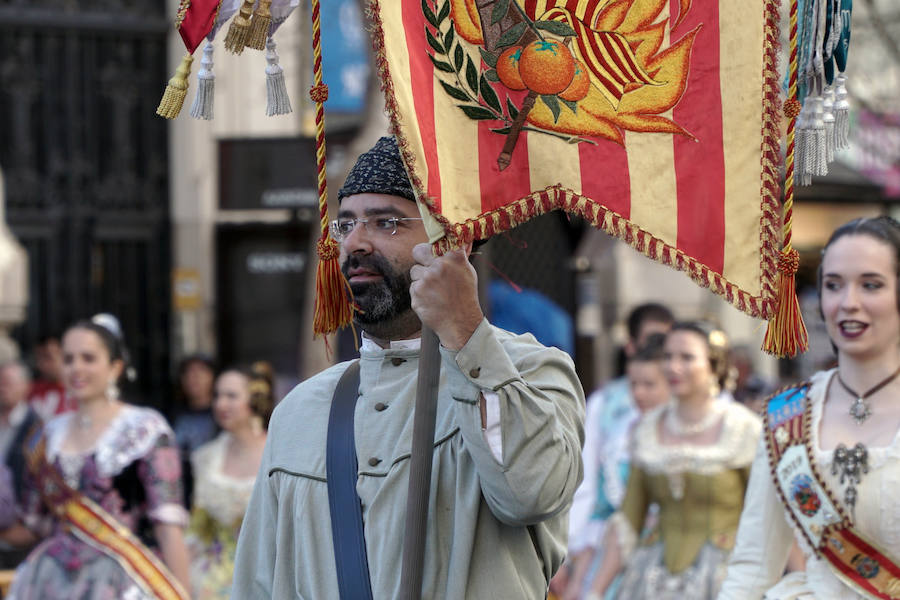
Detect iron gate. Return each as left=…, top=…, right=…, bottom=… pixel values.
left=0, top=0, right=171, bottom=408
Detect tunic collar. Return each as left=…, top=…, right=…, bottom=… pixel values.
left=360, top=333, right=422, bottom=352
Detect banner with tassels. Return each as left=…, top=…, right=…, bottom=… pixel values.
left=157, top=0, right=296, bottom=120
left=155, top=0, right=349, bottom=341
left=357, top=0, right=853, bottom=357
left=154, top=0, right=854, bottom=356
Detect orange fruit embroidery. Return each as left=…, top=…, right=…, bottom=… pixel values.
left=518, top=39, right=576, bottom=96
left=496, top=46, right=527, bottom=91
left=559, top=60, right=590, bottom=102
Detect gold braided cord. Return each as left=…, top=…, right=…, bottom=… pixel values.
left=783, top=0, right=798, bottom=255
left=310, top=0, right=353, bottom=337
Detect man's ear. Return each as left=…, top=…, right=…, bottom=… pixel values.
left=462, top=241, right=474, bottom=258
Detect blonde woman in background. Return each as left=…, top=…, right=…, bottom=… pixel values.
left=186, top=362, right=274, bottom=599
left=588, top=322, right=761, bottom=600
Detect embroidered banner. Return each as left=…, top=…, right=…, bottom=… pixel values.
left=369, top=0, right=782, bottom=318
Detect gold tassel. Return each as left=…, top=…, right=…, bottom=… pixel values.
left=313, top=237, right=354, bottom=337
left=156, top=54, right=194, bottom=119
left=763, top=249, right=809, bottom=356
left=246, top=0, right=272, bottom=51
left=224, top=0, right=255, bottom=54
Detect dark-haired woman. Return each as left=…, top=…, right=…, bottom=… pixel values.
left=587, top=323, right=761, bottom=600
left=186, top=362, right=274, bottom=599
left=8, top=314, right=190, bottom=599
left=719, top=216, right=900, bottom=599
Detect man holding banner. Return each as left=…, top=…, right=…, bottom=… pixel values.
left=231, top=136, right=585, bottom=599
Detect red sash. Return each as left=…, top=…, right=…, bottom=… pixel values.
left=765, top=385, right=900, bottom=599
left=26, top=434, right=189, bottom=600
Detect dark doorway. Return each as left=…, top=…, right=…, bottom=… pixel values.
left=216, top=223, right=313, bottom=393
left=0, top=1, right=171, bottom=408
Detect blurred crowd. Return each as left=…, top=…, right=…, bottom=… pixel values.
left=0, top=302, right=780, bottom=599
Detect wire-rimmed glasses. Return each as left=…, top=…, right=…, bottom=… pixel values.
left=329, top=216, right=423, bottom=242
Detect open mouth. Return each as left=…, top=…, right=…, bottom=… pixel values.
left=838, top=320, right=868, bottom=338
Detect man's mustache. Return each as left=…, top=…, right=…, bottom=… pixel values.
left=342, top=254, right=390, bottom=279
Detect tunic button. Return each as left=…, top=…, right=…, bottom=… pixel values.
left=374, top=402, right=388, bottom=412
left=368, top=457, right=382, bottom=467
left=469, top=367, right=481, bottom=378
left=391, top=357, right=406, bottom=366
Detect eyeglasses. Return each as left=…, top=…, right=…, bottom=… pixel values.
left=329, top=216, right=423, bottom=242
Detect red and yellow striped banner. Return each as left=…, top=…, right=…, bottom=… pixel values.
left=369, top=0, right=783, bottom=318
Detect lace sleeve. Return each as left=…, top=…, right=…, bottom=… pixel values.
left=137, top=435, right=189, bottom=527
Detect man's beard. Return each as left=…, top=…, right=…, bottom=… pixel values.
left=342, top=253, right=414, bottom=328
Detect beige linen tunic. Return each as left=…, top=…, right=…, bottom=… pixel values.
left=230, top=319, right=585, bottom=599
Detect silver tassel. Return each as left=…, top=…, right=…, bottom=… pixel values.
left=265, top=38, right=292, bottom=116
left=810, top=96, right=827, bottom=177
left=822, top=85, right=835, bottom=163
left=190, top=42, right=216, bottom=120
left=833, top=74, right=850, bottom=150
left=795, top=99, right=812, bottom=186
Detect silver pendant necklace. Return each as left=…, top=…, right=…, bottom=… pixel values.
left=835, top=365, right=900, bottom=425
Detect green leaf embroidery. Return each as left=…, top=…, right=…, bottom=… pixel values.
left=496, top=22, right=526, bottom=49
left=460, top=105, right=498, bottom=120
left=479, top=47, right=498, bottom=68
left=426, top=29, right=444, bottom=54
left=454, top=44, right=465, bottom=71
left=465, top=56, right=479, bottom=94
left=507, top=97, right=519, bottom=120
left=534, top=20, right=577, bottom=37
left=429, top=54, right=455, bottom=73
left=443, top=24, right=454, bottom=50
left=540, top=94, right=561, bottom=123
left=561, top=98, right=578, bottom=114
left=441, top=80, right=471, bottom=102
left=484, top=69, right=500, bottom=82
left=491, top=0, right=510, bottom=25
left=480, top=75, right=502, bottom=113
left=437, top=1, right=450, bottom=23
left=491, top=126, right=513, bottom=135
left=422, top=0, right=438, bottom=28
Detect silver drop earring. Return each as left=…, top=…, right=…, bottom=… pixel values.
left=106, top=379, right=120, bottom=403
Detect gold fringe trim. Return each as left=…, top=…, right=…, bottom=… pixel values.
left=156, top=54, right=194, bottom=120
left=246, top=0, right=272, bottom=50
left=224, top=0, right=255, bottom=54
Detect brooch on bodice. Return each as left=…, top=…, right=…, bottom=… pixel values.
left=832, top=442, right=868, bottom=515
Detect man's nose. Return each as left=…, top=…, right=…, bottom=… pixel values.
left=342, top=221, right=374, bottom=252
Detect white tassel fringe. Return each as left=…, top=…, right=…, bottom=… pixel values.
left=190, top=42, right=216, bottom=120
left=265, top=38, right=292, bottom=116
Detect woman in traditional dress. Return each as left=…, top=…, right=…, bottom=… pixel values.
left=587, top=322, right=762, bottom=600
left=719, top=216, right=900, bottom=600
left=6, top=314, right=190, bottom=599
left=186, top=362, right=273, bottom=599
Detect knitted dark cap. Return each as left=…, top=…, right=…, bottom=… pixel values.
left=337, top=136, right=417, bottom=203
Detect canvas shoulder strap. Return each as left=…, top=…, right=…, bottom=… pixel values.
left=326, top=360, right=374, bottom=600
